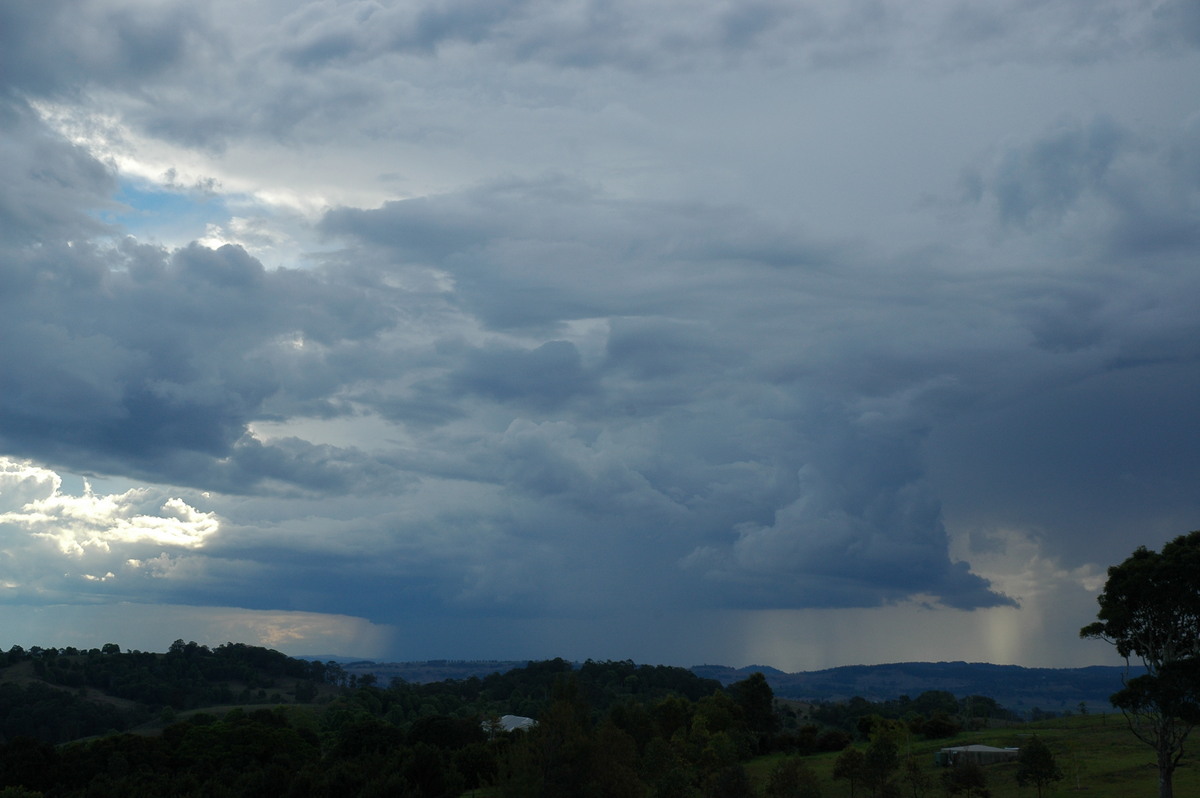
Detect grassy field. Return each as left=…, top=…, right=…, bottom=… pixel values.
left=749, top=713, right=1198, bottom=797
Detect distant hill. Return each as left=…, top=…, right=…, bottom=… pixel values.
left=342, top=658, right=1137, bottom=715
left=337, top=659, right=532, bottom=684
left=691, top=661, right=1140, bottom=714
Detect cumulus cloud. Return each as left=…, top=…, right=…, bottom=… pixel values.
left=0, top=457, right=218, bottom=599
left=0, top=108, right=408, bottom=494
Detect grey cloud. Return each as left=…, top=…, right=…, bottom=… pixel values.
left=5, top=3, right=1199, bottom=638
left=11, top=0, right=1186, bottom=158
left=689, top=465, right=1015, bottom=610
left=927, top=357, right=1200, bottom=570
left=401, top=0, right=529, bottom=53
left=295, top=132, right=1200, bottom=617
left=1151, top=0, right=1200, bottom=49
left=320, top=192, right=503, bottom=262
left=490, top=419, right=687, bottom=518
left=215, top=436, right=404, bottom=496
left=934, top=0, right=1199, bottom=66
left=0, top=110, right=412, bottom=494
left=718, top=3, right=794, bottom=49
left=280, top=0, right=531, bottom=65
left=604, top=317, right=723, bottom=381
left=0, top=0, right=209, bottom=97
left=314, top=182, right=1032, bottom=612
left=363, top=388, right=468, bottom=429
left=990, top=117, right=1126, bottom=228
left=318, top=177, right=829, bottom=333
left=263, top=0, right=1197, bottom=80
left=0, top=101, right=116, bottom=246
left=449, top=340, right=595, bottom=410
left=970, top=114, right=1200, bottom=259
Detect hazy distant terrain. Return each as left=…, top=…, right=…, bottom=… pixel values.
left=690, top=662, right=1137, bottom=714
left=337, top=659, right=1135, bottom=715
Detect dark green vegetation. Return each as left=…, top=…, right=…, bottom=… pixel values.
left=1082, top=529, right=1200, bottom=798
left=0, top=641, right=1192, bottom=797
left=1015, top=735, right=1063, bottom=797
left=761, top=712, right=1200, bottom=798
left=370, top=659, right=1135, bottom=714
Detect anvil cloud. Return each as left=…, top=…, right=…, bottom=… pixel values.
left=0, top=0, right=1197, bottom=669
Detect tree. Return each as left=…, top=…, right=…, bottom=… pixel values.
left=702, top=764, right=753, bottom=798
left=1080, top=530, right=1200, bottom=798
left=940, top=759, right=988, bottom=798
left=1015, top=736, right=1062, bottom=798
left=899, top=756, right=932, bottom=798
left=833, top=747, right=866, bottom=798
left=729, top=672, right=779, bottom=753
left=920, top=714, right=960, bottom=739
left=763, top=756, right=822, bottom=798
left=861, top=734, right=900, bottom=798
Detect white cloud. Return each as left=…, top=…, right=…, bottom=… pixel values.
left=0, top=459, right=218, bottom=556
left=0, top=457, right=220, bottom=604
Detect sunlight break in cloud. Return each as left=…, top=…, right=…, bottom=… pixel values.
left=0, top=602, right=393, bottom=660
left=0, top=457, right=218, bottom=556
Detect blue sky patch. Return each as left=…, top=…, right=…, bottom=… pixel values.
left=103, top=178, right=231, bottom=244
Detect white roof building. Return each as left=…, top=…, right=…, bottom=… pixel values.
left=936, top=744, right=1020, bottom=766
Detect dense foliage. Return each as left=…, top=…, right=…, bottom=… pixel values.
left=0, top=642, right=1023, bottom=797
left=35, top=641, right=323, bottom=710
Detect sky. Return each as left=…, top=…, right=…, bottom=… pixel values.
left=0, top=0, right=1198, bottom=672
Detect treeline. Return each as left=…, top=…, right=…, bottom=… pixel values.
left=0, top=665, right=782, bottom=797
left=4, top=641, right=327, bottom=715
left=809, top=689, right=1020, bottom=740
left=0, top=643, right=1021, bottom=797
left=0, top=641, right=332, bottom=744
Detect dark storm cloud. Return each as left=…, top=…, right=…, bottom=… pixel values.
left=309, top=88, right=1200, bottom=616
left=925, top=113, right=1200, bottom=567
left=669, top=378, right=1018, bottom=611
left=5, top=0, right=1199, bottom=665
left=8, top=92, right=1197, bottom=620
left=313, top=177, right=1030, bottom=612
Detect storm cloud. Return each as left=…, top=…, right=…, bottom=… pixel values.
left=0, top=0, right=1196, bottom=669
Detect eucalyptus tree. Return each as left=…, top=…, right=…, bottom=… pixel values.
left=1081, top=530, right=1200, bottom=798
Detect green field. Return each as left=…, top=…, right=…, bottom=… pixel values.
left=747, top=713, right=1197, bottom=797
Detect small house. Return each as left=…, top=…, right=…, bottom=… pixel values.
left=935, top=744, right=1019, bottom=767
